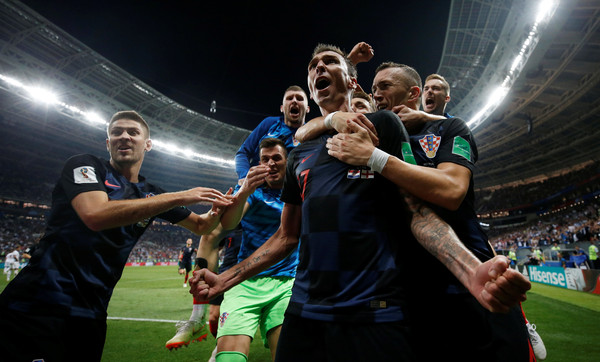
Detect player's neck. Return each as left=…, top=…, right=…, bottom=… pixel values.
left=110, top=159, right=142, bottom=183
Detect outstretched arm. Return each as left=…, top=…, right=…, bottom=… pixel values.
left=71, top=187, right=233, bottom=232
left=189, top=203, right=302, bottom=301
left=295, top=111, right=379, bottom=145
left=177, top=187, right=234, bottom=235
left=220, top=165, right=269, bottom=230
left=404, top=193, right=530, bottom=313
left=391, top=105, right=445, bottom=132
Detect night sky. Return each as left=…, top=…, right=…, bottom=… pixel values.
left=21, top=0, right=451, bottom=130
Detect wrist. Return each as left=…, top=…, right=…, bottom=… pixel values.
left=195, top=257, right=208, bottom=269
left=323, top=111, right=338, bottom=129
left=367, top=148, right=390, bottom=173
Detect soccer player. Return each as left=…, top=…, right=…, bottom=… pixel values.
left=179, top=238, right=197, bottom=287
left=166, top=139, right=296, bottom=362
left=0, top=110, right=233, bottom=362
left=165, top=86, right=308, bottom=352
left=351, top=90, right=375, bottom=114
left=4, top=245, right=21, bottom=281
left=190, top=44, right=531, bottom=361
left=234, top=86, right=309, bottom=184
left=323, top=67, right=538, bottom=361
left=215, top=137, right=296, bottom=362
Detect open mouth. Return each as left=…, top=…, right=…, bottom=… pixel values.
left=425, top=98, right=435, bottom=106
left=315, top=78, right=331, bottom=90
left=290, top=105, right=300, bottom=116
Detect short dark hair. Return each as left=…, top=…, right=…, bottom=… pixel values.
left=259, top=138, right=287, bottom=158
left=375, top=62, right=422, bottom=90
left=311, top=43, right=357, bottom=78
left=285, top=85, right=306, bottom=95
left=352, top=90, right=375, bottom=112
left=108, top=110, right=150, bottom=138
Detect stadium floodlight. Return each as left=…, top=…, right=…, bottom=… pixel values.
left=0, top=74, right=24, bottom=88
left=0, top=72, right=236, bottom=168
left=151, top=138, right=235, bottom=166
left=26, top=86, right=60, bottom=105
left=466, top=0, right=559, bottom=130
left=536, top=0, right=557, bottom=23
left=183, top=148, right=196, bottom=159
left=84, top=111, right=108, bottom=126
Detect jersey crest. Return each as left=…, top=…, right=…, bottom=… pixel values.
left=219, top=312, right=230, bottom=327
left=418, top=134, right=441, bottom=158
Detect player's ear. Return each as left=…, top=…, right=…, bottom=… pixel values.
left=408, top=86, right=421, bottom=103
left=145, top=139, right=152, bottom=152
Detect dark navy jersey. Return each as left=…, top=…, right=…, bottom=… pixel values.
left=218, top=228, right=243, bottom=274
left=0, top=154, right=190, bottom=319
left=181, top=246, right=196, bottom=263
left=281, top=110, right=415, bottom=323
left=409, top=117, right=493, bottom=292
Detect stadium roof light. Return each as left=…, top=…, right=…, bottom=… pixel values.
left=0, top=72, right=236, bottom=169
left=467, top=0, right=559, bottom=130
left=84, top=111, right=108, bottom=126
left=26, top=86, right=60, bottom=105
left=536, top=0, right=557, bottom=23
left=0, top=74, right=24, bottom=88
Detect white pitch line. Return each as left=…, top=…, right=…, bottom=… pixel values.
left=108, top=316, right=178, bottom=323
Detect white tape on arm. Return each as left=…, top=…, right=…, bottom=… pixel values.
left=323, top=111, right=338, bottom=129
left=367, top=148, right=390, bottom=173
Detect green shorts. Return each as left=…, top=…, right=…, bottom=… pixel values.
left=217, top=276, right=294, bottom=348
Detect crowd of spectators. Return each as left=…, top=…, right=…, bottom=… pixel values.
left=475, top=161, right=600, bottom=214
left=126, top=224, right=197, bottom=264
left=0, top=212, right=195, bottom=265
left=488, top=202, right=600, bottom=252
left=0, top=160, right=56, bottom=205
left=0, top=214, right=45, bottom=259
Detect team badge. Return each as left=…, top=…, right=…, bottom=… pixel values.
left=73, top=166, right=98, bottom=184
left=347, top=166, right=374, bottom=179
left=220, top=312, right=230, bottom=327
left=292, top=135, right=300, bottom=146
left=418, top=134, right=441, bottom=158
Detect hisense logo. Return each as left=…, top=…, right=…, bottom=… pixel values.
left=529, top=266, right=566, bottom=287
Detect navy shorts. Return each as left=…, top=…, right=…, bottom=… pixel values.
left=275, top=313, right=416, bottom=362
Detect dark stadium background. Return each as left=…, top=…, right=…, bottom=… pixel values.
left=1, top=1, right=599, bottom=360
left=0, top=0, right=597, bottom=254
left=19, top=0, right=450, bottom=130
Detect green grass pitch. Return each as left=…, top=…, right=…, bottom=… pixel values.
left=2, top=266, right=599, bottom=361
